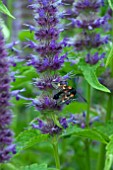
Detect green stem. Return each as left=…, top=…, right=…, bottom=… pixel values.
left=52, top=136, right=60, bottom=170
left=105, top=94, right=112, bottom=123
left=7, top=0, right=13, bottom=41
left=85, top=83, right=91, bottom=170
left=96, top=94, right=112, bottom=170
left=86, top=83, right=91, bottom=127
left=85, top=139, right=90, bottom=170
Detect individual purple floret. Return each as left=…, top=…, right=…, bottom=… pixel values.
left=59, top=117, right=68, bottom=129
left=0, top=28, right=16, bottom=162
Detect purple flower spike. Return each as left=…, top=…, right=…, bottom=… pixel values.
left=26, top=0, right=79, bottom=136
left=65, top=0, right=109, bottom=68
left=0, top=28, right=16, bottom=163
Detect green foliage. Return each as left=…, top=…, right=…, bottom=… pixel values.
left=16, top=129, right=49, bottom=154
left=18, top=30, right=35, bottom=41
left=1, top=23, right=10, bottom=39
left=108, top=0, right=113, bottom=10
left=61, top=126, right=108, bottom=144
left=20, top=163, right=58, bottom=170
left=62, top=102, right=87, bottom=114
left=106, top=45, right=113, bottom=68
left=11, top=66, right=37, bottom=89
left=104, top=135, right=113, bottom=170
left=0, top=0, right=15, bottom=19
left=79, top=61, right=110, bottom=93
left=93, top=122, right=113, bottom=138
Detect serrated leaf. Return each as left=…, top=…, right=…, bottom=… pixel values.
left=0, top=1, right=15, bottom=19
left=79, top=63, right=110, bottom=93
left=16, top=129, right=49, bottom=154
left=61, top=126, right=107, bottom=144
left=104, top=135, right=113, bottom=170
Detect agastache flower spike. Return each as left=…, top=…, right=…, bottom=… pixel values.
left=0, top=28, right=16, bottom=163
left=65, top=0, right=109, bottom=65
left=26, top=0, right=75, bottom=136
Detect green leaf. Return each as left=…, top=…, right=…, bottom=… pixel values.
left=16, top=129, right=49, bottom=154
left=11, top=66, right=37, bottom=89
left=0, top=1, right=15, bottom=19
left=108, top=0, right=113, bottom=10
left=61, top=126, right=107, bottom=144
left=79, top=62, right=110, bottom=93
left=1, top=23, right=10, bottom=39
left=20, top=164, right=58, bottom=170
left=106, top=46, right=113, bottom=67
left=93, top=122, right=113, bottom=138
left=62, top=102, right=87, bottom=114
left=48, top=169, right=58, bottom=170
left=104, top=135, right=113, bottom=170
left=18, top=30, right=35, bottom=41
left=20, top=164, right=47, bottom=170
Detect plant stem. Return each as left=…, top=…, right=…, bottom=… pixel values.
left=52, top=136, right=60, bottom=170
left=105, top=94, right=112, bottom=123
left=86, top=83, right=91, bottom=127
left=85, top=139, right=90, bottom=170
left=7, top=0, right=13, bottom=41
left=96, top=94, right=112, bottom=170
left=85, top=83, right=91, bottom=170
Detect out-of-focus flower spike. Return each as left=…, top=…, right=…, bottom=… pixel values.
left=0, top=27, right=16, bottom=163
